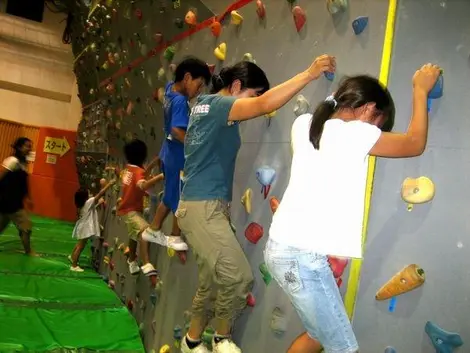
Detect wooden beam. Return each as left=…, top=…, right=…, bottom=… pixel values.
left=0, top=80, right=72, bottom=103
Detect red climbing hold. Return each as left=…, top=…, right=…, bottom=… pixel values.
left=327, top=256, right=349, bottom=278
left=210, top=21, right=222, bottom=37
left=245, top=222, right=264, bottom=244
left=154, top=32, right=163, bottom=44
left=135, top=8, right=143, bottom=20
left=127, top=299, right=134, bottom=310
left=177, top=251, right=187, bottom=265
left=256, top=0, right=266, bottom=19
left=149, top=274, right=158, bottom=288
left=246, top=293, right=256, bottom=307
left=292, top=6, right=306, bottom=32
left=109, top=261, right=115, bottom=271
left=207, top=64, right=216, bottom=74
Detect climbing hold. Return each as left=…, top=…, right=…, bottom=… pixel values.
left=292, top=6, right=306, bottom=32
left=324, top=71, right=335, bottom=81
left=294, top=94, right=310, bottom=116
left=210, top=21, right=222, bottom=37
left=401, top=176, right=435, bottom=211
left=135, top=8, right=143, bottom=20
left=425, top=321, right=463, bottom=353
left=202, top=327, right=215, bottom=346
left=177, top=251, right=187, bottom=265
left=123, top=246, right=130, bottom=256
left=214, top=43, right=227, bottom=61
left=265, top=110, right=276, bottom=119
left=256, top=166, right=276, bottom=198
left=169, top=63, right=177, bottom=74
left=109, top=261, right=115, bottom=271
left=271, top=307, right=287, bottom=335
left=101, top=275, right=109, bottom=284
left=256, top=0, right=266, bottom=19
left=167, top=247, right=176, bottom=257
left=230, top=10, right=244, bottom=25
left=118, top=243, right=126, bottom=252
left=259, top=262, right=272, bottom=285
left=246, top=292, right=256, bottom=307
left=103, top=256, right=110, bottom=264
left=245, top=222, right=264, bottom=244
left=352, top=16, right=369, bottom=35
left=207, top=64, right=216, bottom=74
left=154, top=32, right=163, bottom=44
left=242, top=53, right=256, bottom=63
left=241, top=188, right=253, bottom=214
left=269, top=196, right=280, bottom=213
left=173, top=325, right=183, bottom=340
left=327, top=256, right=349, bottom=278
left=150, top=293, right=157, bottom=305
left=384, top=347, right=397, bottom=353
left=159, top=345, right=171, bottom=353
left=127, top=299, right=134, bottom=310
left=428, top=72, right=443, bottom=112
left=185, top=10, right=197, bottom=26
left=174, top=17, right=184, bottom=28
left=158, top=67, right=166, bottom=80
left=108, top=280, right=115, bottom=289
left=375, top=264, right=425, bottom=300
left=164, top=46, right=176, bottom=61
left=326, top=0, right=348, bottom=15
left=157, top=87, right=165, bottom=103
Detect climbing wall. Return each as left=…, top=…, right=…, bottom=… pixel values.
left=67, top=0, right=434, bottom=352
left=353, top=1, right=470, bottom=352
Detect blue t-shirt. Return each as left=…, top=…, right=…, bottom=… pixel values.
left=181, top=94, right=240, bottom=202
left=158, top=82, right=189, bottom=170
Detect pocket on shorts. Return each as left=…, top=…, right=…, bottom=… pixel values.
left=269, top=257, right=303, bottom=294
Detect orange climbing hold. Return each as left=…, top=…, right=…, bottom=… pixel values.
left=256, top=0, right=266, bottom=19
left=210, top=21, right=222, bottom=37
left=375, top=264, right=425, bottom=300
left=269, top=196, right=280, bottom=214
left=185, top=10, right=197, bottom=26
left=292, top=6, right=306, bottom=32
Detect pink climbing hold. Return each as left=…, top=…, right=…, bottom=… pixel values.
left=292, top=6, right=306, bottom=32
left=245, top=222, right=264, bottom=244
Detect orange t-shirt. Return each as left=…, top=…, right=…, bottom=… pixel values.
left=117, top=164, right=146, bottom=215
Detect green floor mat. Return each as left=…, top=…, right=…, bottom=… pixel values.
left=0, top=215, right=145, bottom=352
left=0, top=305, right=144, bottom=352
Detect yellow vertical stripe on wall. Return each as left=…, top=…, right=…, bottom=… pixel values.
left=343, top=0, right=398, bottom=320
left=0, top=119, right=40, bottom=173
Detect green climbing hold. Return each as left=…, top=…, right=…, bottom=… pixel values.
left=259, top=262, right=272, bottom=285
left=202, top=327, right=215, bottom=346
left=164, top=46, right=176, bottom=61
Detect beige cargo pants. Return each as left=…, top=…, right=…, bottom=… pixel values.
left=176, top=199, right=254, bottom=334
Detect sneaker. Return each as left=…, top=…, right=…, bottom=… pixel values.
left=167, top=235, right=189, bottom=251
left=141, top=228, right=167, bottom=245
left=181, top=336, right=211, bottom=353
left=70, top=265, right=84, bottom=272
left=141, top=262, right=158, bottom=276
left=212, top=338, right=241, bottom=353
left=128, top=260, right=141, bottom=275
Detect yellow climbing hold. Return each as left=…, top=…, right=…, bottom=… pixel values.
left=159, top=344, right=171, bottom=353
left=158, top=67, right=166, bottom=80
left=401, top=176, right=435, bottom=206
left=214, top=42, right=227, bottom=61
left=167, top=248, right=176, bottom=257
left=265, top=110, right=276, bottom=118
left=241, top=188, right=253, bottom=214
left=230, top=11, right=244, bottom=25
left=157, top=87, right=165, bottom=103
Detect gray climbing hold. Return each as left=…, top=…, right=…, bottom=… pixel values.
left=294, top=95, right=310, bottom=116
left=384, top=347, right=396, bottom=353
left=242, top=53, right=256, bottom=63
left=270, top=307, right=288, bottom=335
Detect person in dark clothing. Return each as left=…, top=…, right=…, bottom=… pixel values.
left=0, top=137, right=35, bottom=255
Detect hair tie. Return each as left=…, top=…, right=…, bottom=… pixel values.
left=325, top=95, right=338, bottom=108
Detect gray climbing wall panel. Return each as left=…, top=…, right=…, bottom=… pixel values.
left=90, top=0, right=391, bottom=352
left=353, top=1, right=470, bottom=352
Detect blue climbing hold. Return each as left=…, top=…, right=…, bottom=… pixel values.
left=384, top=347, right=396, bottom=353
left=324, top=71, right=335, bottom=81
left=428, top=73, right=444, bottom=99
left=101, top=275, right=109, bottom=284
left=352, top=16, right=369, bottom=35
left=173, top=325, right=183, bottom=340
left=425, top=321, right=463, bottom=353
left=256, top=166, right=276, bottom=187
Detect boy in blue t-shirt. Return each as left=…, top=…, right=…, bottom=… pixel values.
left=142, top=57, right=211, bottom=244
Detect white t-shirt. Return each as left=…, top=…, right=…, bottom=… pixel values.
left=72, top=197, right=100, bottom=240
left=2, top=156, right=27, bottom=171
left=269, top=114, right=381, bottom=259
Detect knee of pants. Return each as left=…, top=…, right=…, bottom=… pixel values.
left=216, top=258, right=254, bottom=291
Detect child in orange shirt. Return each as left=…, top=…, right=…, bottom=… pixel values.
left=118, top=139, right=188, bottom=276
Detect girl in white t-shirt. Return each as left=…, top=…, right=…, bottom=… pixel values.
left=264, top=63, right=441, bottom=353
left=70, top=179, right=115, bottom=272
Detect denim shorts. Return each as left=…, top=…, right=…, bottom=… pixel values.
left=264, top=239, right=358, bottom=353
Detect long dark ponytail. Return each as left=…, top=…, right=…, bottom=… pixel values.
left=309, top=75, right=395, bottom=150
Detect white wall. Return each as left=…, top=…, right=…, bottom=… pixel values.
left=0, top=5, right=81, bottom=131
